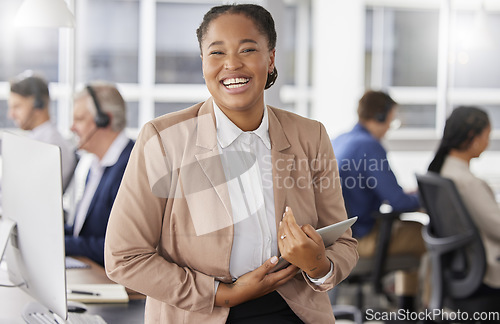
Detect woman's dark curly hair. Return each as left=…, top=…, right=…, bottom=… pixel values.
left=196, top=4, right=278, bottom=90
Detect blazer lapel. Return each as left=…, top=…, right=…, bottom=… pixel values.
left=268, top=107, right=295, bottom=229
left=188, top=99, right=233, bottom=234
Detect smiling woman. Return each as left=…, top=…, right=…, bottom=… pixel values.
left=104, top=4, right=358, bottom=324
left=197, top=9, right=276, bottom=131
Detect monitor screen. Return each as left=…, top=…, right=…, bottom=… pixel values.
left=1, top=132, right=67, bottom=320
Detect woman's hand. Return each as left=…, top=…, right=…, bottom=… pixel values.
left=214, top=256, right=298, bottom=307
left=278, top=206, right=331, bottom=279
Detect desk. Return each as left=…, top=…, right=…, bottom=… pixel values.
left=0, top=257, right=145, bottom=323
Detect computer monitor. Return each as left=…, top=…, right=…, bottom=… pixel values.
left=0, top=132, right=67, bottom=321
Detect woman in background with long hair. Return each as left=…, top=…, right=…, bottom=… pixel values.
left=428, top=106, right=500, bottom=295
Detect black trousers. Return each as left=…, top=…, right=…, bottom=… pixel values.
left=226, top=291, right=304, bottom=324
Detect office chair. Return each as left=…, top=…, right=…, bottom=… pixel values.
left=416, top=172, right=500, bottom=320
left=63, top=150, right=80, bottom=193
left=331, top=210, right=421, bottom=319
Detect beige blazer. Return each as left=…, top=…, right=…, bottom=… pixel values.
left=441, top=156, right=500, bottom=288
left=105, top=99, right=358, bottom=323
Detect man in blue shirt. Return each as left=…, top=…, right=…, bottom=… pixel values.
left=332, top=90, right=425, bottom=311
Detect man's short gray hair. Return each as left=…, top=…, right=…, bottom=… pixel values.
left=75, top=81, right=127, bottom=132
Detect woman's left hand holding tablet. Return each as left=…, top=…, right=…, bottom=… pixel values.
left=278, top=207, right=331, bottom=279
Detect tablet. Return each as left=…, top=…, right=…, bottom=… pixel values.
left=270, top=216, right=357, bottom=273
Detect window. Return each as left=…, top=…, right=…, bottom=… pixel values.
left=76, top=0, right=140, bottom=83
left=365, top=7, right=439, bottom=131
left=154, top=102, right=199, bottom=117
left=155, top=3, right=210, bottom=84
left=366, top=2, right=500, bottom=135
left=280, top=4, right=299, bottom=86
left=126, top=101, right=139, bottom=129
left=392, top=10, right=439, bottom=87
left=452, top=12, right=500, bottom=88
left=397, top=104, right=436, bottom=129
left=0, top=100, right=15, bottom=128
left=0, top=0, right=338, bottom=136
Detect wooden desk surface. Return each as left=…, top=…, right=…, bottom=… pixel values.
left=0, top=257, right=145, bottom=323
left=69, top=256, right=145, bottom=300
left=68, top=256, right=115, bottom=284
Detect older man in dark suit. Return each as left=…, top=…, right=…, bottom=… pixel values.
left=65, top=81, right=134, bottom=266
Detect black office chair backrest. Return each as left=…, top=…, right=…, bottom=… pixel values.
left=416, top=172, right=486, bottom=299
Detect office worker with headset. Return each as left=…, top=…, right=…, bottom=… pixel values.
left=332, top=90, right=425, bottom=311
left=7, top=71, right=77, bottom=191
left=65, top=81, right=134, bottom=266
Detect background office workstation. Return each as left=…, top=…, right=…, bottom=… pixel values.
left=1, top=0, right=500, bottom=323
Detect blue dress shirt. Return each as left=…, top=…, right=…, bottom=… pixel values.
left=332, top=123, right=420, bottom=238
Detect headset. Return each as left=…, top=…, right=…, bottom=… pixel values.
left=30, top=78, right=46, bottom=110
left=374, top=95, right=394, bottom=123
left=86, top=85, right=110, bottom=128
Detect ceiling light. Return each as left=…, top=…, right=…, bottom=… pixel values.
left=15, top=0, right=75, bottom=28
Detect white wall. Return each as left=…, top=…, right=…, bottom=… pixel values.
left=311, top=0, right=365, bottom=140
left=311, top=0, right=428, bottom=192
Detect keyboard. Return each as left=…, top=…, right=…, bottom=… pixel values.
left=65, top=256, right=91, bottom=269
left=26, top=311, right=107, bottom=324
left=67, top=312, right=107, bottom=324
left=22, top=302, right=107, bottom=324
